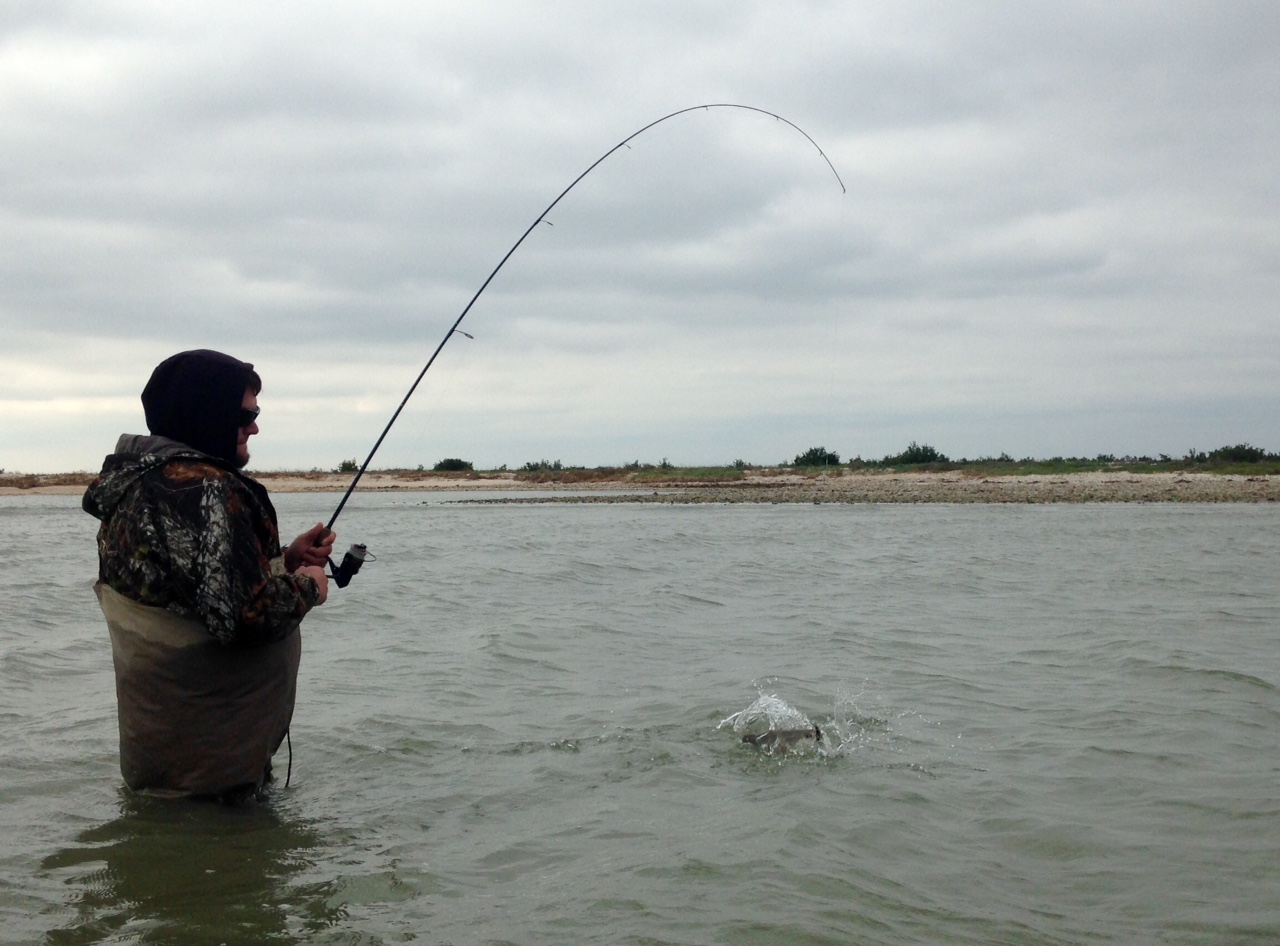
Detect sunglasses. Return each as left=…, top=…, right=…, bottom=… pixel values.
left=238, top=406, right=260, bottom=428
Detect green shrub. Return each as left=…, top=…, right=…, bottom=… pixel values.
left=882, top=442, right=948, bottom=465
left=433, top=458, right=474, bottom=472
left=336, top=458, right=359, bottom=473
left=1208, top=443, right=1271, bottom=463
left=794, top=446, right=841, bottom=467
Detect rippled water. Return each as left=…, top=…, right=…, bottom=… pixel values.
left=3, top=493, right=1278, bottom=944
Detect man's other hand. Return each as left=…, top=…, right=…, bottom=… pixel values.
left=297, top=564, right=329, bottom=605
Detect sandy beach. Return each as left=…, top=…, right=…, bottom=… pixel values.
left=4, top=468, right=1277, bottom=503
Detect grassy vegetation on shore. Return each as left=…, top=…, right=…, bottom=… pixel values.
left=5, top=443, right=1278, bottom=490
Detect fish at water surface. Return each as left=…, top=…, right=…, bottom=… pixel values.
left=742, top=724, right=822, bottom=753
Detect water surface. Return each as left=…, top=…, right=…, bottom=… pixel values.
left=3, top=494, right=1278, bottom=944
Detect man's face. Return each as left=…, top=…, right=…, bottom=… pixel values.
left=236, top=387, right=259, bottom=468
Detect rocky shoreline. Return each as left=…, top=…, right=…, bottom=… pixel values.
left=4, top=469, right=1277, bottom=503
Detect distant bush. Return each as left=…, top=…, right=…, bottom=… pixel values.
left=794, top=446, right=841, bottom=467
left=336, top=458, right=359, bottom=473
left=1184, top=444, right=1276, bottom=464
left=521, top=459, right=562, bottom=472
left=882, top=442, right=948, bottom=465
left=1208, top=443, right=1272, bottom=463
left=433, top=458, right=474, bottom=472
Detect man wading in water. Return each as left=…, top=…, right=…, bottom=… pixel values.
left=83, top=350, right=334, bottom=801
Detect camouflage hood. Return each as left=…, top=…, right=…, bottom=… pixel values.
left=82, top=432, right=309, bottom=647
left=82, top=434, right=215, bottom=522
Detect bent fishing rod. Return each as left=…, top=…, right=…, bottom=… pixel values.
left=323, top=103, right=845, bottom=588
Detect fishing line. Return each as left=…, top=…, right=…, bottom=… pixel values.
left=323, top=103, right=845, bottom=583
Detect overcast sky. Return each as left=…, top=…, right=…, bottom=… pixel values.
left=4, top=1, right=1278, bottom=473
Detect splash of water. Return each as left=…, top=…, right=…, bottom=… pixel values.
left=718, top=682, right=888, bottom=757
left=718, top=692, right=813, bottom=737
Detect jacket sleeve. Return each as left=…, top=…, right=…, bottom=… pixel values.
left=193, top=475, right=319, bottom=646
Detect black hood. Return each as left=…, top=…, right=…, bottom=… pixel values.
left=142, top=350, right=256, bottom=466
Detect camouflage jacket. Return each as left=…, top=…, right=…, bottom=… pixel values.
left=83, top=434, right=319, bottom=647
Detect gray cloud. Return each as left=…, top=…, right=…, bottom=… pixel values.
left=3, top=1, right=1278, bottom=471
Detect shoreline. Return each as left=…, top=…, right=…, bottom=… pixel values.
left=4, top=469, right=1277, bottom=503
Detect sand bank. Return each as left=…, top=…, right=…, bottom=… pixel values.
left=520, top=470, right=1280, bottom=504
left=4, top=469, right=1277, bottom=502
